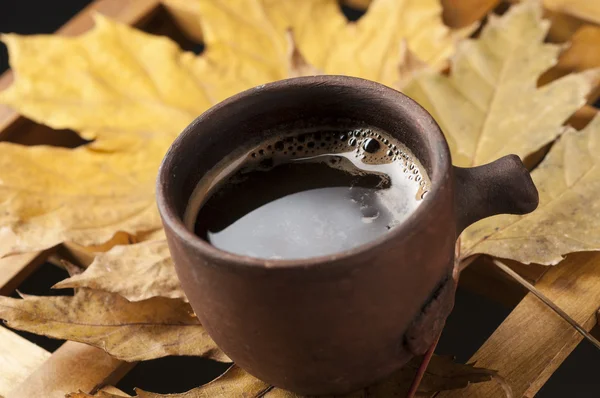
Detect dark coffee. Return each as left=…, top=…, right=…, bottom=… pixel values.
left=185, top=127, right=429, bottom=260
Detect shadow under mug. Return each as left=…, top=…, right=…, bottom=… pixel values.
left=156, top=76, right=538, bottom=395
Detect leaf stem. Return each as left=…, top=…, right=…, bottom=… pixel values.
left=406, top=332, right=441, bottom=398
left=491, top=259, right=600, bottom=351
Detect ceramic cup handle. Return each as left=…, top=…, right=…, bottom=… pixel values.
left=454, top=154, right=539, bottom=236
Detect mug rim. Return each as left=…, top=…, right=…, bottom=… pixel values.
left=156, top=75, right=451, bottom=269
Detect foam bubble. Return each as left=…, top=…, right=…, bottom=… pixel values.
left=233, top=127, right=430, bottom=200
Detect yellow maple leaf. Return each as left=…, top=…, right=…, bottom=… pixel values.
left=67, top=356, right=503, bottom=397
left=0, top=141, right=162, bottom=256
left=0, top=17, right=292, bottom=256
left=1, top=16, right=210, bottom=148
left=402, top=1, right=600, bottom=265
left=403, top=0, right=599, bottom=168
left=0, top=1, right=468, bottom=256
left=165, top=0, right=474, bottom=89
left=0, top=289, right=229, bottom=362
left=462, top=114, right=600, bottom=265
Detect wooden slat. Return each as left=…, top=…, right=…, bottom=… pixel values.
left=0, top=327, right=51, bottom=396
left=440, top=251, right=600, bottom=398
left=459, top=256, right=549, bottom=308
left=7, top=342, right=135, bottom=398
left=0, top=251, right=52, bottom=296
left=0, top=0, right=162, bottom=138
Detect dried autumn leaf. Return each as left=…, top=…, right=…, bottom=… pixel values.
left=165, top=0, right=473, bottom=88
left=0, top=16, right=308, bottom=256
left=569, top=104, right=599, bottom=130
left=68, top=356, right=501, bottom=398
left=0, top=141, right=162, bottom=257
left=441, top=0, right=501, bottom=28
left=68, top=393, right=126, bottom=398
left=331, top=0, right=499, bottom=29
left=540, top=25, right=600, bottom=102
left=68, top=387, right=131, bottom=397
left=544, top=8, right=587, bottom=43
left=0, top=289, right=229, bottom=362
left=67, top=366, right=267, bottom=398
left=462, top=114, right=600, bottom=265
left=0, top=0, right=467, bottom=256
left=508, top=0, right=600, bottom=42
left=355, top=355, right=510, bottom=398
left=543, top=0, right=600, bottom=25
left=0, top=16, right=210, bottom=149
left=61, top=260, right=84, bottom=278
left=403, top=0, right=599, bottom=168
left=54, top=240, right=184, bottom=302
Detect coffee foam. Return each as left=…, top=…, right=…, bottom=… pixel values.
left=245, top=127, right=428, bottom=185
left=184, top=127, right=430, bottom=230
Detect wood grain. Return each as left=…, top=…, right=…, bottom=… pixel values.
left=439, top=251, right=600, bottom=398
left=0, top=327, right=51, bottom=397
left=7, top=342, right=135, bottom=398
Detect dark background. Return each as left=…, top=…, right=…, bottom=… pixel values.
left=0, top=1, right=598, bottom=396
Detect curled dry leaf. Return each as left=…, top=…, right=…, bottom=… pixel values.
left=67, top=355, right=501, bottom=397
left=542, top=0, right=600, bottom=25
left=0, top=0, right=468, bottom=257
left=0, top=289, right=229, bottom=362
left=544, top=8, right=586, bottom=43
left=66, top=366, right=269, bottom=398
left=462, top=114, right=600, bottom=265
left=569, top=104, right=599, bottom=130
left=540, top=25, right=600, bottom=102
left=441, top=0, right=501, bottom=28
left=54, top=240, right=184, bottom=302
left=403, top=0, right=599, bottom=168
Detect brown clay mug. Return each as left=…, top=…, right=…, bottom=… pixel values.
left=156, top=76, right=538, bottom=395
